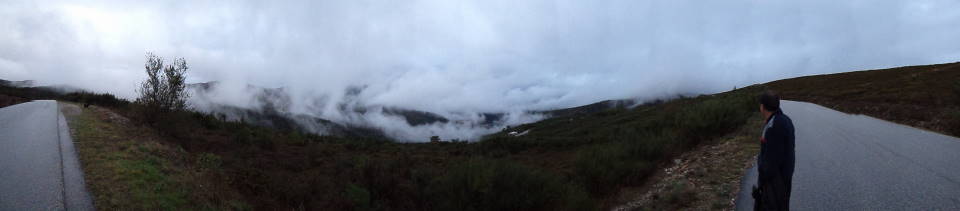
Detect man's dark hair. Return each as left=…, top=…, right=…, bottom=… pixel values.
left=759, top=90, right=780, bottom=111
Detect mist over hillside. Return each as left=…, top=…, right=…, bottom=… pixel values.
left=187, top=81, right=551, bottom=141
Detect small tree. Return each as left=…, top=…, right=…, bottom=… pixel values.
left=137, top=53, right=189, bottom=114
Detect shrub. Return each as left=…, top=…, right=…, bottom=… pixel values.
left=194, top=113, right=222, bottom=130
left=430, top=158, right=591, bottom=211
left=948, top=109, right=960, bottom=137
left=233, top=127, right=254, bottom=145
left=344, top=184, right=371, bottom=211
left=574, top=143, right=633, bottom=195
left=953, top=81, right=960, bottom=98
left=62, top=91, right=129, bottom=108
left=574, top=140, right=658, bottom=195
left=624, top=133, right=673, bottom=160
left=154, top=111, right=199, bottom=142
left=673, top=94, right=752, bottom=147
left=197, top=153, right=222, bottom=170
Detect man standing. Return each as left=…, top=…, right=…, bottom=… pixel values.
left=753, top=91, right=796, bottom=210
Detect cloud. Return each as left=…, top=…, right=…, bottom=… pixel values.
left=1, top=0, right=959, bottom=140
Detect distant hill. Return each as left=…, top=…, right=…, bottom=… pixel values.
left=0, top=79, right=34, bottom=87
left=766, top=61, right=960, bottom=136
left=187, top=82, right=389, bottom=139
left=187, top=81, right=642, bottom=141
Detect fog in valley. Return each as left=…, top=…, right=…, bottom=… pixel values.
left=2, top=0, right=959, bottom=141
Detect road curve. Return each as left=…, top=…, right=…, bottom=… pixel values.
left=0, top=100, right=93, bottom=210
left=735, top=100, right=960, bottom=210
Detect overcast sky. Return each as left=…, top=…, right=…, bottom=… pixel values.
left=2, top=0, right=960, bottom=114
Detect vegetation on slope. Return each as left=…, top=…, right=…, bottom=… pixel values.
left=614, top=115, right=764, bottom=210
left=0, top=78, right=763, bottom=210
left=4, top=59, right=957, bottom=210
left=765, top=61, right=960, bottom=136
left=484, top=86, right=760, bottom=208
left=0, top=94, right=27, bottom=108
left=61, top=102, right=247, bottom=210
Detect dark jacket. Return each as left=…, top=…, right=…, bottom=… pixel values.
left=757, top=110, right=795, bottom=210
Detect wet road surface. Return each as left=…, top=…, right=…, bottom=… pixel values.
left=735, top=100, right=960, bottom=210
left=0, top=101, right=93, bottom=210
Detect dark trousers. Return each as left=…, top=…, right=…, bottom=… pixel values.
left=755, top=174, right=792, bottom=211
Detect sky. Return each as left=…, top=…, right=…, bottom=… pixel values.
left=2, top=0, right=960, bottom=140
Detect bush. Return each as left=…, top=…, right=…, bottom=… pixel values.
left=197, top=153, right=222, bottom=170
left=574, top=139, right=660, bottom=195
left=574, top=143, right=633, bottom=195
left=953, top=81, right=960, bottom=99
left=430, top=158, right=592, bottom=211
left=332, top=155, right=418, bottom=210
left=344, top=184, right=371, bottom=211
left=673, top=93, right=753, bottom=146
left=62, top=91, right=129, bottom=108
left=194, top=113, right=222, bottom=130
left=155, top=111, right=193, bottom=138
left=948, top=109, right=960, bottom=137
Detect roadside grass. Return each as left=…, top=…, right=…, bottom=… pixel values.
left=640, top=115, right=763, bottom=210
left=64, top=103, right=247, bottom=210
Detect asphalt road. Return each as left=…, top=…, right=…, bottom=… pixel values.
left=0, top=101, right=93, bottom=210
left=735, top=100, right=960, bottom=210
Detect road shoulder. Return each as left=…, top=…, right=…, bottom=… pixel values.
left=58, top=102, right=94, bottom=210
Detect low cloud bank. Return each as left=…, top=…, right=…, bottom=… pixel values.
left=188, top=81, right=547, bottom=141
left=2, top=1, right=960, bottom=141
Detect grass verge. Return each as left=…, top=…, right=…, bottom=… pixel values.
left=62, top=102, right=247, bottom=210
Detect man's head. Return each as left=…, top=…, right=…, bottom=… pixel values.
left=759, top=90, right=780, bottom=118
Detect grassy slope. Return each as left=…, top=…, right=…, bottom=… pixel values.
left=766, top=61, right=960, bottom=136
left=62, top=102, right=248, bottom=210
